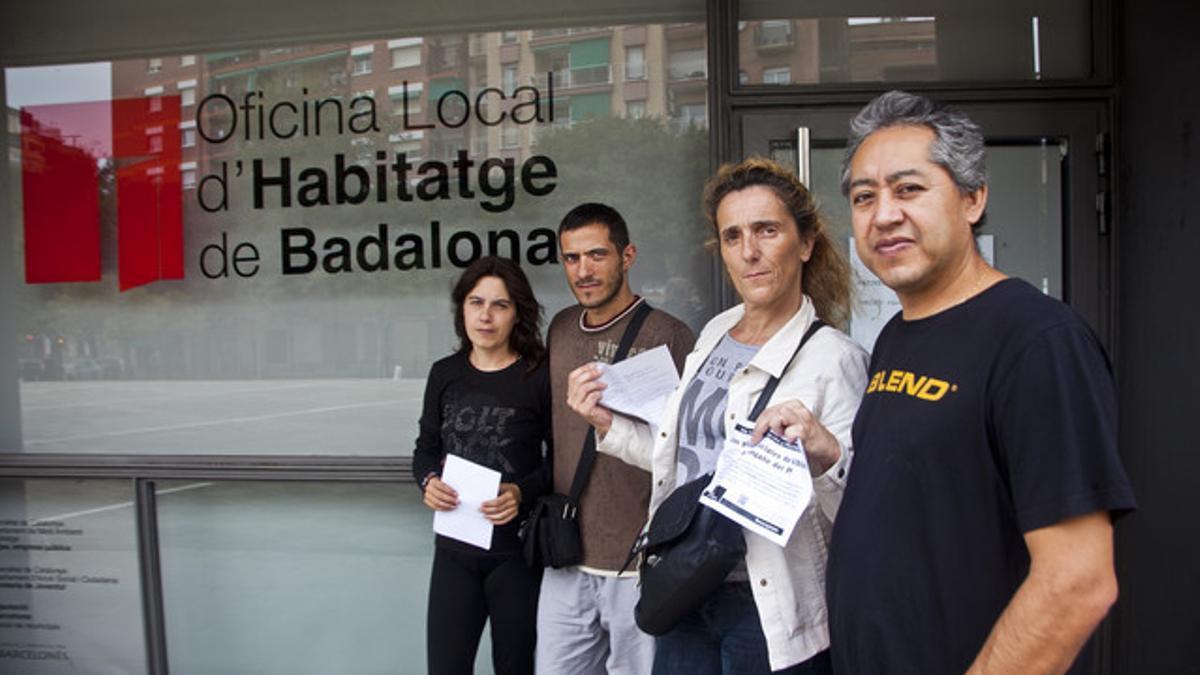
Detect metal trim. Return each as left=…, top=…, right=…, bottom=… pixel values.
left=795, top=126, right=810, bottom=187
left=136, top=479, right=169, bottom=675
left=0, top=454, right=413, bottom=482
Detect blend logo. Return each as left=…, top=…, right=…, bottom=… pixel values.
left=866, top=369, right=958, bottom=401
left=21, top=96, right=183, bottom=291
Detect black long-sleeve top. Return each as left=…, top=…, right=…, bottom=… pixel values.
left=412, top=350, right=553, bottom=555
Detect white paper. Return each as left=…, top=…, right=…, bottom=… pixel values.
left=596, top=344, right=680, bottom=428
left=699, top=421, right=813, bottom=547
left=432, top=454, right=501, bottom=550
left=850, top=235, right=994, bottom=352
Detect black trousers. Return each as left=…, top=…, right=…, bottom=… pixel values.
left=426, top=546, right=542, bottom=675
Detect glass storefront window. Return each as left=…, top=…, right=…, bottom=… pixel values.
left=4, top=22, right=712, bottom=456
left=156, top=481, right=442, bottom=674
left=738, top=0, right=1094, bottom=85
left=0, top=479, right=145, bottom=674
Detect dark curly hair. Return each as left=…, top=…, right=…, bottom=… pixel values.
left=702, top=157, right=852, bottom=330
left=451, top=256, right=546, bottom=371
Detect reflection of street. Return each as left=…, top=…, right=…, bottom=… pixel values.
left=30, top=482, right=212, bottom=524
left=2, top=480, right=483, bottom=673
left=154, top=482, right=450, bottom=674
left=20, top=379, right=426, bottom=455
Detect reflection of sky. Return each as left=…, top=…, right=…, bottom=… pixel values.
left=5, top=62, right=112, bottom=107
left=5, top=63, right=113, bottom=159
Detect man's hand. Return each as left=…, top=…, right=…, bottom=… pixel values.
left=481, top=483, right=522, bottom=525
left=750, top=399, right=841, bottom=476
left=566, top=363, right=614, bottom=436
left=422, top=475, right=459, bottom=511
left=967, top=511, right=1118, bottom=674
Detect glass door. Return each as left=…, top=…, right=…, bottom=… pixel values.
left=736, top=102, right=1109, bottom=350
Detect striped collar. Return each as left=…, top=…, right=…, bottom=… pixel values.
left=579, top=296, right=645, bottom=332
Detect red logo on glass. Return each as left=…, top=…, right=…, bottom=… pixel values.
left=20, top=96, right=184, bottom=291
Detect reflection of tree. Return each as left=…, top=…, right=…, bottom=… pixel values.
left=531, top=116, right=712, bottom=329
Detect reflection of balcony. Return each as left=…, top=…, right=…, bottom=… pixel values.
left=755, top=22, right=794, bottom=50
left=530, top=69, right=568, bottom=89
left=531, top=27, right=605, bottom=39
left=206, top=50, right=255, bottom=69
left=670, top=114, right=708, bottom=133
left=529, top=65, right=612, bottom=89
left=625, top=62, right=647, bottom=80
left=428, top=48, right=462, bottom=72
left=570, top=64, right=612, bottom=87
left=668, top=65, right=707, bottom=81
left=469, top=35, right=487, bottom=57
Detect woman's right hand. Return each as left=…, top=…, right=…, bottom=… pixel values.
left=566, top=363, right=614, bottom=437
left=422, top=475, right=459, bottom=511
left=750, top=399, right=842, bottom=477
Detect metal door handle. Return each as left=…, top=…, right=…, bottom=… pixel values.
left=795, top=127, right=811, bottom=187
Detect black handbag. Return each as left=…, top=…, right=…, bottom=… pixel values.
left=521, top=492, right=584, bottom=568
left=519, top=302, right=654, bottom=568
left=630, top=471, right=743, bottom=635
left=630, top=319, right=826, bottom=636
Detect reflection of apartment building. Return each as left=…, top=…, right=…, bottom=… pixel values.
left=662, top=23, right=709, bottom=132
left=108, top=18, right=943, bottom=179
left=737, top=17, right=937, bottom=85
left=113, top=24, right=710, bottom=182
left=112, top=53, right=203, bottom=188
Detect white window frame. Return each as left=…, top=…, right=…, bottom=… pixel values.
left=625, top=46, right=647, bottom=80
left=762, top=66, right=791, bottom=85
left=352, top=53, right=373, bottom=75
left=391, top=46, right=421, bottom=69
left=502, top=64, right=519, bottom=91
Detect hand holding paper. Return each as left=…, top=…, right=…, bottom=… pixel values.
left=700, top=421, right=814, bottom=547
left=433, top=454, right=501, bottom=550
left=595, top=344, right=680, bottom=427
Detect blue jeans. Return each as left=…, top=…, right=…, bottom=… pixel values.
left=651, top=583, right=832, bottom=675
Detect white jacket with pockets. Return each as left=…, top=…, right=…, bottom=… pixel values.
left=599, top=296, right=869, bottom=671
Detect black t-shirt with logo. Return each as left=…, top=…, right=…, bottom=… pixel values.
left=827, top=278, right=1135, bottom=675
left=412, top=351, right=552, bottom=556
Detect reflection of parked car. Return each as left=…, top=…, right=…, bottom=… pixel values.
left=96, top=356, right=125, bottom=379
left=62, top=358, right=103, bottom=380
left=18, top=358, right=45, bottom=381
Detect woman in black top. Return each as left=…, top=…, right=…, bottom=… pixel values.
left=413, top=256, right=552, bottom=675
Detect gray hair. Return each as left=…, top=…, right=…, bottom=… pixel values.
left=839, top=90, right=987, bottom=199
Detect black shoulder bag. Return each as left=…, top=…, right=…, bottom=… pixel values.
left=520, top=301, right=655, bottom=569
left=631, top=319, right=826, bottom=636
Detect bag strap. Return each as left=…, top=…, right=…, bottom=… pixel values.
left=747, top=319, right=826, bottom=422
left=620, top=316, right=826, bottom=575
left=568, top=301, right=655, bottom=503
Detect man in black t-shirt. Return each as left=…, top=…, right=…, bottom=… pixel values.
left=826, top=91, right=1136, bottom=674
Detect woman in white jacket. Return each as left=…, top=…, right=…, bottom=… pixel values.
left=566, top=158, right=868, bottom=674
